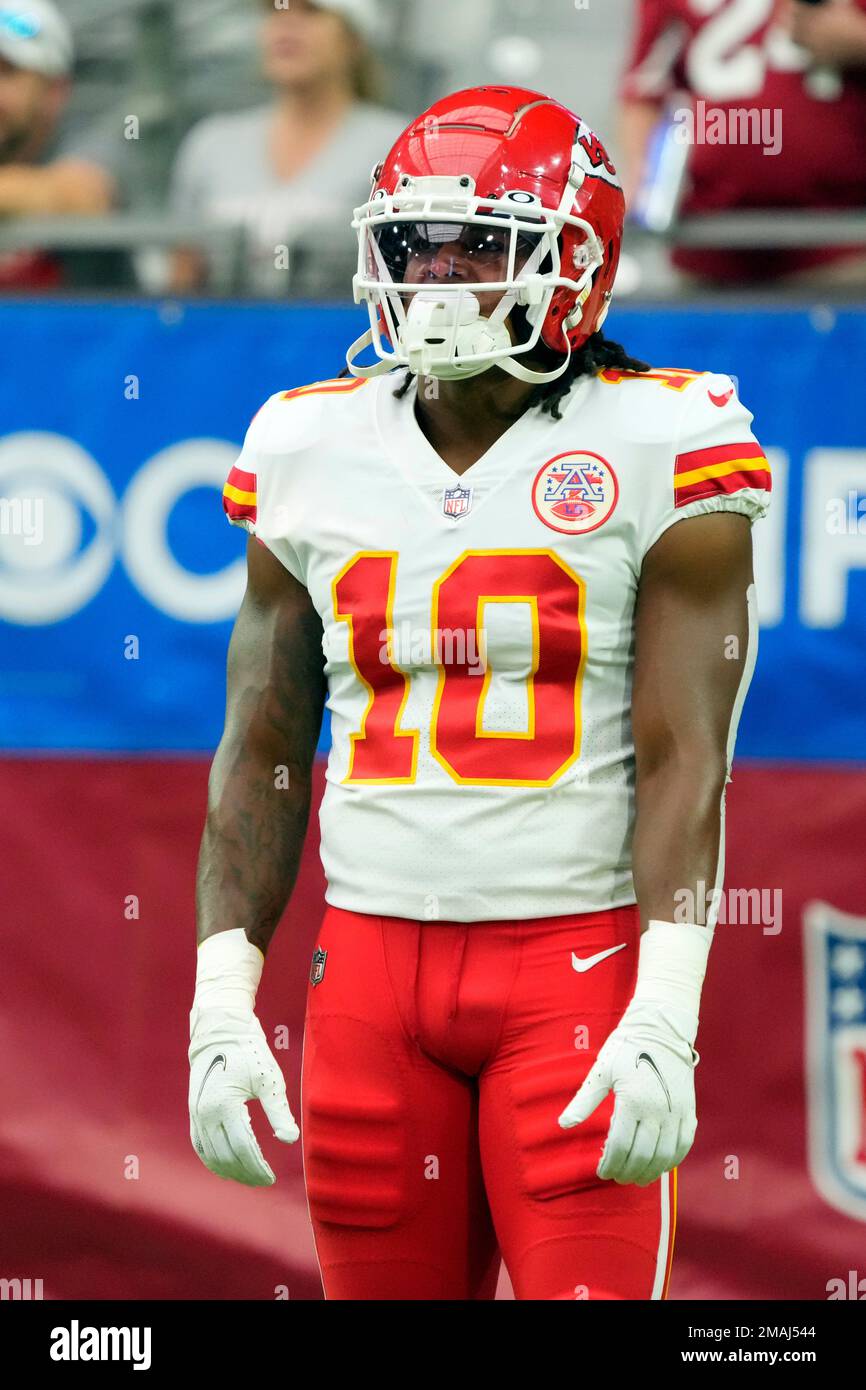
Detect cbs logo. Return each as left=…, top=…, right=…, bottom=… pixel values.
left=0, top=433, right=245, bottom=626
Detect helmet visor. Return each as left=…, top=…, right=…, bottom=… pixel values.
left=370, top=218, right=546, bottom=287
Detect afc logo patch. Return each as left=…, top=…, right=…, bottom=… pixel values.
left=531, top=450, right=619, bottom=535
left=804, top=902, right=866, bottom=1221
left=310, top=947, right=328, bottom=986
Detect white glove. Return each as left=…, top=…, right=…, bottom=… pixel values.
left=559, top=919, right=711, bottom=1187
left=558, top=999, right=699, bottom=1185
left=189, top=930, right=299, bottom=1187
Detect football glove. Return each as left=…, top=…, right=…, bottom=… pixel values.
left=558, top=998, right=699, bottom=1186
left=189, top=929, right=299, bottom=1187
left=559, top=918, right=712, bottom=1186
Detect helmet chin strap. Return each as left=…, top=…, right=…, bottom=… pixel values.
left=346, top=291, right=508, bottom=381
left=498, top=337, right=573, bottom=384
left=345, top=328, right=395, bottom=379
left=346, top=323, right=574, bottom=385
left=345, top=319, right=575, bottom=384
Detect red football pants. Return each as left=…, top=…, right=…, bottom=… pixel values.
left=300, top=905, right=676, bottom=1300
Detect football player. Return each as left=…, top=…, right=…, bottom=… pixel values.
left=189, top=86, right=771, bottom=1300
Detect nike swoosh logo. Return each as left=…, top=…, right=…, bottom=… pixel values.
left=571, top=943, right=627, bottom=973
left=195, top=1052, right=226, bottom=1110
left=636, top=1051, right=672, bottom=1111
left=708, top=387, right=734, bottom=408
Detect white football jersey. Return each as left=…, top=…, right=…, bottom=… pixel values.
left=223, top=367, right=771, bottom=922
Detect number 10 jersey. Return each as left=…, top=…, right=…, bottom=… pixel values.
left=224, top=368, right=771, bottom=922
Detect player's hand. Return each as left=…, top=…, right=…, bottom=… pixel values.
left=189, top=1004, right=299, bottom=1186
left=558, top=1000, right=699, bottom=1186
left=786, top=0, right=866, bottom=67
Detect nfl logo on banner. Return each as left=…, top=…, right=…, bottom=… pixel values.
left=804, top=901, right=866, bottom=1221
left=443, top=486, right=472, bottom=519
left=310, top=947, right=328, bottom=987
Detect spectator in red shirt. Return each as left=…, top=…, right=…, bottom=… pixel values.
left=618, top=0, right=866, bottom=286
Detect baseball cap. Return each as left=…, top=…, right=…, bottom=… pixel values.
left=0, top=1, right=74, bottom=77
left=268, top=0, right=382, bottom=47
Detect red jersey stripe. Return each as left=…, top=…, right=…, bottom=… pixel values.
left=675, top=440, right=765, bottom=476
left=675, top=465, right=772, bottom=508
left=226, top=465, right=256, bottom=492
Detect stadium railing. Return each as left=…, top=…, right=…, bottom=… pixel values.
left=1, top=211, right=865, bottom=298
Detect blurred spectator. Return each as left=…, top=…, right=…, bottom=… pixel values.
left=618, top=0, right=866, bottom=288
left=169, top=0, right=407, bottom=298
left=0, top=0, right=121, bottom=290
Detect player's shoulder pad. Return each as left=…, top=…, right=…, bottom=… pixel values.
left=243, top=376, right=371, bottom=456
left=592, top=366, right=752, bottom=444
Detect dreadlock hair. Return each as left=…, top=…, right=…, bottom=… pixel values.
left=524, top=332, right=652, bottom=419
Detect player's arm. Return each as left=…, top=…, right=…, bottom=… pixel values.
left=197, top=536, right=326, bottom=953
left=560, top=511, right=756, bottom=1185
left=631, top=509, right=753, bottom=927
left=189, top=537, right=326, bottom=1186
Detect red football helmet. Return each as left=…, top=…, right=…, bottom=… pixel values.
left=346, top=86, right=625, bottom=383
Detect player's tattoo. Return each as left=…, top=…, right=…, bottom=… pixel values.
left=196, top=545, right=326, bottom=955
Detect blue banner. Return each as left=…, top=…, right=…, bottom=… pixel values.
left=1, top=300, right=864, bottom=759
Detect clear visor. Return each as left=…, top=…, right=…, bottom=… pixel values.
left=369, top=217, right=554, bottom=287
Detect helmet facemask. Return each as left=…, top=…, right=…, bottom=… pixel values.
left=348, top=174, right=606, bottom=384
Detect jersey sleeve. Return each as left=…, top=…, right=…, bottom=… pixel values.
left=640, top=373, right=772, bottom=559
left=222, top=392, right=305, bottom=584
left=621, top=0, right=687, bottom=103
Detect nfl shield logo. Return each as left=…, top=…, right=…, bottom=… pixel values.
left=443, top=486, right=472, bottom=519
left=805, top=901, right=866, bottom=1220
left=310, top=947, right=328, bottom=987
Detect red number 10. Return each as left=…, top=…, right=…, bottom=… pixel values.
left=333, top=549, right=586, bottom=787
